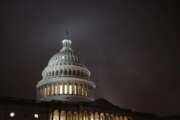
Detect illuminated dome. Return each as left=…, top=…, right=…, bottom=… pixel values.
left=36, top=32, right=96, bottom=102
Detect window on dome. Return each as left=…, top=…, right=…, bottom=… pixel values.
left=84, top=87, right=88, bottom=96
left=64, top=84, right=67, bottom=94
left=55, top=84, right=58, bottom=95
left=56, top=70, right=58, bottom=75
left=73, top=70, right=76, bottom=75
left=60, top=70, right=63, bottom=75
left=85, top=73, right=88, bottom=78
left=75, top=57, right=78, bottom=62
left=69, top=84, right=72, bottom=94
left=77, top=70, right=80, bottom=76
left=64, top=70, right=67, bottom=75
left=60, top=84, right=63, bottom=94
left=80, top=71, right=84, bottom=77
left=44, top=87, right=47, bottom=96
left=69, top=69, right=72, bottom=75
left=77, top=84, right=81, bottom=95
left=51, top=84, right=54, bottom=95
left=81, top=86, right=84, bottom=96
left=74, top=84, right=77, bottom=95
left=47, top=86, right=50, bottom=96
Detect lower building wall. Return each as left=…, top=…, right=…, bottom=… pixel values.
left=49, top=110, right=131, bottom=120
left=0, top=104, right=132, bottom=120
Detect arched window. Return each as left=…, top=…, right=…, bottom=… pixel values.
left=84, top=72, right=87, bottom=78
left=52, top=71, right=55, bottom=76
left=72, top=56, right=75, bottom=62
left=56, top=70, right=58, bottom=75
left=64, top=69, right=67, bottom=76
left=77, top=84, right=81, bottom=95
left=80, top=71, right=84, bottom=77
left=49, top=72, right=52, bottom=76
left=69, top=69, right=72, bottom=75
left=75, top=57, right=78, bottom=62
left=84, top=85, right=88, bottom=96
left=60, top=70, right=63, bottom=75
left=77, top=70, right=80, bottom=76
left=73, top=70, right=76, bottom=75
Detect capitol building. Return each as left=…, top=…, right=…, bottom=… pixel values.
left=0, top=32, right=179, bottom=120
left=36, top=32, right=95, bottom=102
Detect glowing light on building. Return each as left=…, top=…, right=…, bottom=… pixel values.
left=9, top=112, right=15, bottom=118
left=34, top=113, right=39, bottom=119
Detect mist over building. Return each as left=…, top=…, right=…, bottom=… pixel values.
left=0, top=32, right=179, bottom=120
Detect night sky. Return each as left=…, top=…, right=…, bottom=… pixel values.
left=0, top=0, right=179, bottom=116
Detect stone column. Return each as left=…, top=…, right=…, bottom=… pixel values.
left=62, top=82, right=64, bottom=95
left=66, top=83, right=68, bottom=94
left=72, top=82, right=74, bottom=95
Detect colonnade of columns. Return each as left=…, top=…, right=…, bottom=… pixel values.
left=37, top=82, right=92, bottom=98
left=44, top=68, right=89, bottom=79
left=50, top=110, right=130, bottom=120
